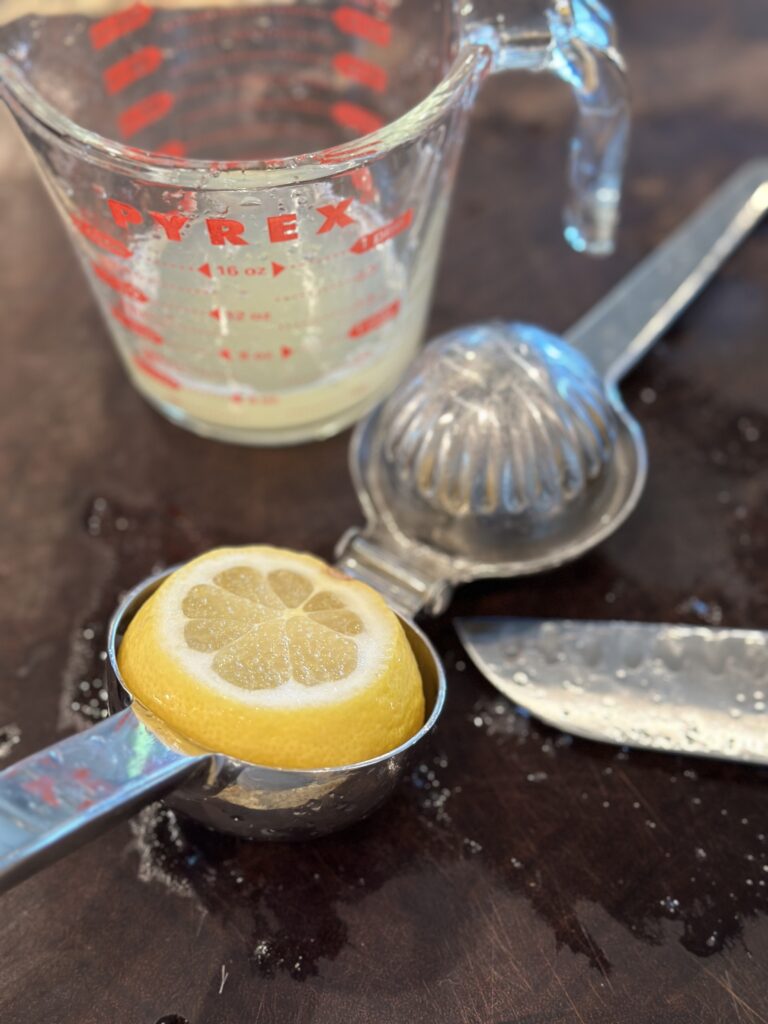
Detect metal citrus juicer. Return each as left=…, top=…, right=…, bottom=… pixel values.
left=1, top=163, right=766, bottom=893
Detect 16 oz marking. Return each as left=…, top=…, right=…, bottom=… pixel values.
left=216, top=265, right=264, bottom=277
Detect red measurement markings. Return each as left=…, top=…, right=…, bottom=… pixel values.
left=103, top=45, right=164, bottom=96
left=348, top=299, right=400, bottom=339
left=199, top=261, right=274, bottom=279
left=71, top=768, right=112, bottom=811
left=230, top=393, right=280, bottom=406
left=133, top=352, right=180, bottom=390
left=119, top=91, right=175, bottom=139
left=70, top=214, right=132, bottom=259
left=351, top=208, right=413, bottom=254
left=198, top=260, right=283, bottom=280
left=22, top=776, right=59, bottom=809
left=155, top=139, right=188, bottom=157
left=318, top=141, right=380, bottom=165
left=93, top=262, right=148, bottom=303
left=349, top=167, right=377, bottom=204
left=332, top=52, right=388, bottom=93
left=90, top=2, right=152, bottom=50
left=301, top=245, right=353, bottom=267
left=210, top=308, right=271, bottom=323
left=222, top=349, right=275, bottom=361
left=331, top=102, right=384, bottom=137
left=333, top=6, right=392, bottom=47
left=112, top=304, right=164, bottom=345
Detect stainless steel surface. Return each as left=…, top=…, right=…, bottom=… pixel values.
left=0, top=569, right=446, bottom=893
left=456, top=617, right=768, bottom=765
left=339, top=162, right=768, bottom=606
left=376, top=323, right=617, bottom=521
left=0, top=706, right=205, bottom=892
left=338, top=321, right=643, bottom=603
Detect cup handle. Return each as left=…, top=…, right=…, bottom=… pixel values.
left=463, top=0, right=630, bottom=256
left=0, top=708, right=206, bottom=893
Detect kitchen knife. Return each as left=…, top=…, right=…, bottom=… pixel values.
left=455, top=617, right=768, bottom=765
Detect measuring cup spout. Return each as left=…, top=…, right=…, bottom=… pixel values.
left=461, top=0, right=629, bottom=255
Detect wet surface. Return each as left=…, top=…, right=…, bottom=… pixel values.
left=2, top=0, right=768, bottom=1021
left=0, top=724, right=21, bottom=761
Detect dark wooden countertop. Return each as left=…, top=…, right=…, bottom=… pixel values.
left=2, top=1, right=768, bottom=1021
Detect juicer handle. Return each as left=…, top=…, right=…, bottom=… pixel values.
left=566, top=159, right=768, bottom=383
left=0, top=708, right=206, bottom=893
left=462, top=0, right=629, bottom=255
left=335, top=529, right=453, bottom=619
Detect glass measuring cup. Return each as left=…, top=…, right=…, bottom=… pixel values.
left=0, top=1, right=629, bottom=445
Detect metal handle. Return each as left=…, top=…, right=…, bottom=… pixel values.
left=0, top=708, right=206, bottom=892
left=335, top=529, right=454, bottom=619
left=567, top=159, right=768, bottom=382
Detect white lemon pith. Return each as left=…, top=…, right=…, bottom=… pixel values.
left=117, top=546, right=425, bottom=769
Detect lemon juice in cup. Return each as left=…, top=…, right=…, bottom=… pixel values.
left=110, top=204, right=446, bottom=444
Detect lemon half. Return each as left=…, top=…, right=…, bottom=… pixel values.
left=118, top=546, right=425, bottom=769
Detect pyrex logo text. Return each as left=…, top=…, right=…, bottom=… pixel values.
left=107, top=197, right=357, bottom=246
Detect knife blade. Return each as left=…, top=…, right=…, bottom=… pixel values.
left=455, top=617, right=768, bottom=766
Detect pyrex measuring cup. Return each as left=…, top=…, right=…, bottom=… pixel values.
left=0, top=1, right=629, bottom=445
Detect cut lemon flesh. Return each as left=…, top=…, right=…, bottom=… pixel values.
left=118, top=546, right=425, bottom=769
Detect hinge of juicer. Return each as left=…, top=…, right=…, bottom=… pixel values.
left=335, top=529, right=453, bottom=619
